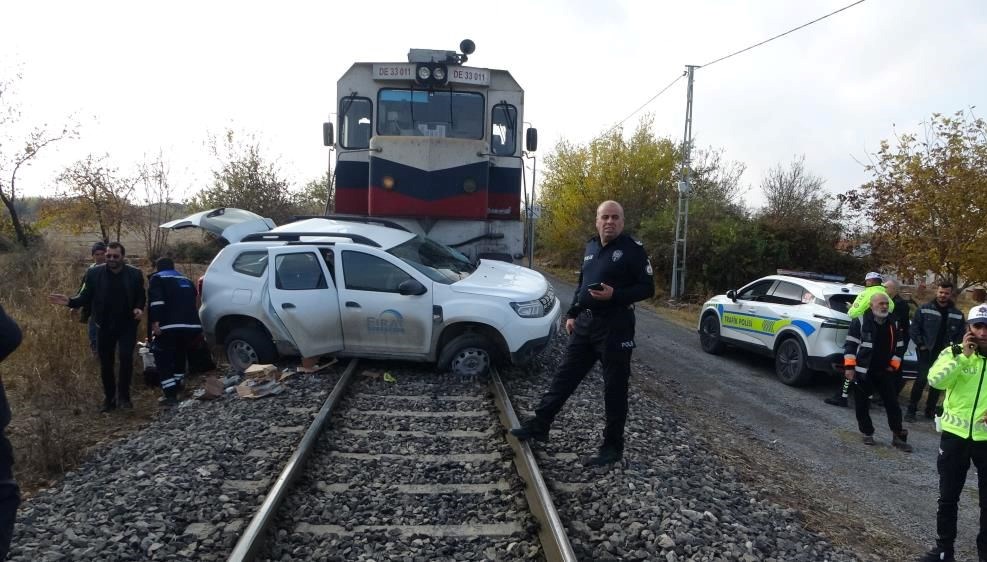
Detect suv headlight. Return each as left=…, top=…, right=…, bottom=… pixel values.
left=511, top=284, right=555, bottom=318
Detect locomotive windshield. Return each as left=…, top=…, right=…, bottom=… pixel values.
left=377, top=89, right=484, bottom=139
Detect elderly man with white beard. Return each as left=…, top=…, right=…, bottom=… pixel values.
left=843, top=292, right=912, bottom=451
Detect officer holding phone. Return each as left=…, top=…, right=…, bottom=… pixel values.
left=512, top=200, right=655, bottom=466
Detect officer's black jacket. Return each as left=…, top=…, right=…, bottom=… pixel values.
left=0, top=305, right=22, bottom=363
left=68, top=264, right=146, bottom=328
left=567, top=233, right=655, bottom=318
left=147, top=269, right=202, bottom=331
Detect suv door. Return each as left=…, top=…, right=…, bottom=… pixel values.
left=267, top=246, right=344, bottom=358
left=335, top=246, right=434, bottom=356
left=721, top=279, right=776, bottom=347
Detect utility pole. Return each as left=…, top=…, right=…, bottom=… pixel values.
left=670, top=65, right=697, bottom=300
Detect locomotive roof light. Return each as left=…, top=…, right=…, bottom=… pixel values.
left=417, top=66, right=432, bottom=80
left=432, top=66, right=446, bottom=81
left=459, top=39, right=475, bottom=63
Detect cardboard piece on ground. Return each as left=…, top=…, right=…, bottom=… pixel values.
left=236, top=378, right=285, bottom=399
left=244, top=364, right=279, bottom=379
left=197, top=376, right=224, bottom=400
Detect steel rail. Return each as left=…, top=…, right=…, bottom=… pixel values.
left=227, top=358, right=359, bottom=562
left=489, top=368, right=577, bottom=562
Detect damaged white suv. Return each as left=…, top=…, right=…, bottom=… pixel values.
left=162, top=208, right=560, bottom=376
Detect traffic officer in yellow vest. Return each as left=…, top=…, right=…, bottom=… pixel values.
left=918, top=304, right=987, bottom=562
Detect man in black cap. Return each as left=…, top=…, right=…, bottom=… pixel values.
left=49, top=242, right=145, bottom=412
left=148, top=258, right=202, bottom=406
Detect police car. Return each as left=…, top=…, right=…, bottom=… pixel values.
left=697, top=270, right=917, bottom=386
left=161, top=208, right=561, bottom=376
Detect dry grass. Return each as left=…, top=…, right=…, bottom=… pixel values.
left=0, top=249, right=206, bottom=495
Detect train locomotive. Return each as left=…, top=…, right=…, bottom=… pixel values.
left=323, top=39, right=536, bottom=263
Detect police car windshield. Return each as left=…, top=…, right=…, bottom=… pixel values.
left=388, top=235, right=476, bottom=284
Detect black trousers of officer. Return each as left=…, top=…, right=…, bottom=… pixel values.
left=154, top=330, right=201, bottom=391
left=909, top=348, right=943, bottom=415
left=0, top=382, right=19, bottom=559
left=534, top=308, right=634, bottom=450
left=97, top=323, right=137, bottom=405
left=853, top=370, right=903, bottom=435
left=936, top=431, right=987, bottom=554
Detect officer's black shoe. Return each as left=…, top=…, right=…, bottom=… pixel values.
left=99, top=399, right=116, bottom=413
left=924, top=410, right=936, bottom=420
left=917, top=547, right=954, bottom=562
left=510, top=418, right=550, bottom=442
left=582, top=446, right=623, bottom=467
left=118, top=399, right=133, bottom=410
left=824, top=395, right=848, bottom=407
left=159, top=387, right=179, bottom=408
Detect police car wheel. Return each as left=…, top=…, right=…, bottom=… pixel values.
left=775, top=337, right=812, bottom=386
left=225, top=327, right=277, bottom=372
left=699, top=314, right=725, bottom=355
left=440, top=334, right=492, bottom=377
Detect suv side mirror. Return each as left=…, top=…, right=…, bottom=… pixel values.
left=323, top=122, right=335, bottom=147
left=398, top=279, right=427, bottom=296
left=726, top=289, right=737, bottom=302
left=525, top=127, right=538, bottom=152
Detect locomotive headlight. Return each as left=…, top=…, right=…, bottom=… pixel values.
left=417, top=66, right=432, bottom=80
left=432, top=66, right=446, bottom=81
left=382, top=176, right=395, bottom=190
left=463, top=178, right=477, bottom=193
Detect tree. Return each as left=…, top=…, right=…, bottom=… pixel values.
left=55, top=154, right=137, bottom=243
left=191, top=130, right=295, bottom=224
left=294, top=172, right=333, bottom=216
left=127, top=153, right=176, bottom=260
left=843, top=110, right=987, bottom=289
left=759, top=155, right=831, bottom=226
left=0, top=73, right=72, bottom=246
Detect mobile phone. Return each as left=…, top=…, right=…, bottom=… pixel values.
left=587, top=282, right=604, bottom=291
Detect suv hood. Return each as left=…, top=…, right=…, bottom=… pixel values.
left=160, top=208, right=276, bottom=243
left=451, top=260, right=548, bottom=299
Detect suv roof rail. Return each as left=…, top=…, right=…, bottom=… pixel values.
left=290, top=215, right=411, bottom=232
left=240, top=232, right=381, bottom=248
left=776, top=269, right=846, bottom=283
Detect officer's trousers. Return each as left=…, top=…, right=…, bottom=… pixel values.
left=534, top=309, right=634, bottom=450
left=154, top=330, right=201, bottom=392
left=936, top=431, right=987, bottom=555
left=0, top=382, right=19, bottom=559
left=909, top=348, right=943, bottom=415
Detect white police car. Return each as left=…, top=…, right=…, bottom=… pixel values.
left=161, top=208, right=560, bottom=376
left=697, top=271, right=917, bottom=386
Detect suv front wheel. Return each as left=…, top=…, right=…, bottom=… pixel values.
left=775, top=337, right=812, bottom=386
left=225, top=326, right=278, bottom=372
left=439, top=334, right=493, bottom=377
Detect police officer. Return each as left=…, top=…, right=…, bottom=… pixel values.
left=511, top=200, right=655, bottom=466
left=148, top=258, right=202, bottom=406
left=0, top=305, right=22, bottom=559
left=918, top=304, right=987, bottom=562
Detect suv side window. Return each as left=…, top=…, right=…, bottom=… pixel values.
left=342, top=251, right=411, bottom=292
left=737, top=280, right=774, bottom=301
left=769, top=281, right=807, bottom=305
left=233, top=251, right=268, bottom=277
left=275, top=252, right=328, bottom=290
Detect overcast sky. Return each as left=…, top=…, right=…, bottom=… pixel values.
left=2, top=0, right=985, bottom=209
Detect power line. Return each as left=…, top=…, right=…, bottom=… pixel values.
left=700, top=0, right=868, bottom=69
left=602, top=72, right=685, bottom=136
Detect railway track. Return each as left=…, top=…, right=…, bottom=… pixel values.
left=228, top=359, right=576, bottom=561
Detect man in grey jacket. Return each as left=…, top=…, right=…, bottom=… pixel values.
left=906, top=281, right=965, bottom=422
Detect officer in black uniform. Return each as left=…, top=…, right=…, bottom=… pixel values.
left=148, top=258, right=203, bottom=406
left=512, top=200, right=654, bottom=466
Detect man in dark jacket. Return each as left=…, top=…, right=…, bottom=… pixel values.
left=49, top=242, right=146, bottom=412
left=906, top=281, right=966, bottom=422
left=148, top=258, right=202, bottom=406
left=843, top=292, right=911, bottom=451
left=511, top=200, right=655, bottom=466
left=0, top=305, right=22, bottom=559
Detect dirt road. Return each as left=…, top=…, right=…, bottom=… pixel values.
left=544, top=272, right=978, bottom=561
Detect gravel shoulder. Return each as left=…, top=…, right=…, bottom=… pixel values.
left=544, top=271, right=967, bottom=562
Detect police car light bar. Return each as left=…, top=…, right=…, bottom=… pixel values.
left=776, top=269, right=846, bottom=283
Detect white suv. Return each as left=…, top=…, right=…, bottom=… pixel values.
left=697, top=272, right=917, bottom=385
left=162, top=208, right=561, bottom=376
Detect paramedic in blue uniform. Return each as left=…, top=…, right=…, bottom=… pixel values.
left=511, top=200, right=655, bottom=466
left=148, top=258, right=202, bottom=406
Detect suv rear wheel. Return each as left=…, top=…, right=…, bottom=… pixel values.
left=438, top=334, right=493, bottom=377
left=225, top=326, right=277, bottom=372
left=775, top=337, right=812, bottom=386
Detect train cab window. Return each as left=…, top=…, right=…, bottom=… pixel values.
left=377, top=89, right=484, bottom=140
left=340, top=96, right=372, bottom=149
left=491, top=104, right=517, bottom=156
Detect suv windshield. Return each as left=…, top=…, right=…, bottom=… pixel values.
left=388, top=235, right=476, bottom=284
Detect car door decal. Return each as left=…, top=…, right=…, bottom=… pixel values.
left=716, top=305, right=816, bottom=336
